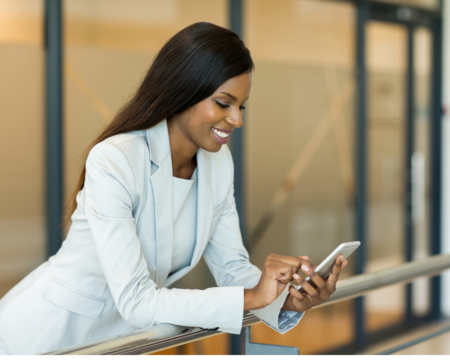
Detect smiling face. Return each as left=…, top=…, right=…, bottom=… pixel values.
left=169, top=71, right=252, bottom=154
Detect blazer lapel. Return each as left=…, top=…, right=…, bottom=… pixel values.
left=146, top=121, right=215, bottom=287
left=164, top=148, right=214, bottom=287
left=146, top=120, right=174, bottom=287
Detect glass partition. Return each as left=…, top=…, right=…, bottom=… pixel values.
left=0, top=0, right=45, bottom=297
left=244, top=0, right=356, bottom=354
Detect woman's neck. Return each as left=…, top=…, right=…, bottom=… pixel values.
left=167, top=118, right=198, bottom=179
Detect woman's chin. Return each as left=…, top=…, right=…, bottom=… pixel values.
left=203, top=144, right=222, bottom=153
left=198, top=139, right=223, bottom=153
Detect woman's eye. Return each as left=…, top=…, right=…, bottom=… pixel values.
left=215, top=101, right=229, bottom=109
left=240, top=106, right=246, bottom=111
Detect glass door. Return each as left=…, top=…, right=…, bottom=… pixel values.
left=365, top=20, right=408, bottom=332
left=363, top=16, right=436, bottom=338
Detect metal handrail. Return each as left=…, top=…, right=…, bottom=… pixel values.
left=376, top=323, right=450, bottom=355
left=47, top=253, right=450, bottom=355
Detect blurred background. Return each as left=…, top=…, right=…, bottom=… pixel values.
left=1, top=0, right=450, bottom=355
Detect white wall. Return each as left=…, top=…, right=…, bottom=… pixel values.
left=441, top=0, right=450, bottom=316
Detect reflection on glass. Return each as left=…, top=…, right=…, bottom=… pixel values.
left=365, top=21, right=407, bottom=332
left=412, top=27, right=432, bottom=317
left=245, top=0, right=356, bottom=354
left=0, top=0, right=45, bottom=297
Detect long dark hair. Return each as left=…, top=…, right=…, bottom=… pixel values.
left=64, top=22, right=254, bottom=226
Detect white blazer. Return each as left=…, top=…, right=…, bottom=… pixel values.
left=0, top=120, right=302, bottom=355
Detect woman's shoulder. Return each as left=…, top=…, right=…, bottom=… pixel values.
left=102, top=130, right=147, bottom=150
left=90, top=130, right=148, bottom=158
left=87, top=130, right=149, bottom=175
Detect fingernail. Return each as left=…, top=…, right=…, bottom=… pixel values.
left=301, top=264, right=309, bottom=273
left=293, top=273, right=300, bottom=280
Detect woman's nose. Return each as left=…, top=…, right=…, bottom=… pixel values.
left=226, top=112, right=243, bottom=129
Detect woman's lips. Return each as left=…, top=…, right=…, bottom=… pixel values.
left=211, top=127, right=232, bottom=145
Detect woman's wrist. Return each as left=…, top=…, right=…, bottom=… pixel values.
left=281, top=293, right=294, bottom=311
left=244, top=288, right=264, bottom=311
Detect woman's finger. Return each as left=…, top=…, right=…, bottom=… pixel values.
left=299, top=263, right=329, bottom=300
left=277, top=264, right=294, bottom=283
left=289, top=286, right=313, bottom=311
left=264, top=258, right=300, bottom=284
left=341, top=260, right=348, bottom=271
left=267, top=254, right=314, bottom=275
left=288, top=285, right=306, bottom=301
left=300, top=256, right=317, bottom=270
left=293, top=273, right=320, bottom=303
left=326, top=255, right=344, bottom=292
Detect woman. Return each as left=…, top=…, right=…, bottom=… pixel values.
left=0, top=22, right=347, bottom=355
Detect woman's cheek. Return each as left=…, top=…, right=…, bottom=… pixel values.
left=203, top=105, right=221, bottom=123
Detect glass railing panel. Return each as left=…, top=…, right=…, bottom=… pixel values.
left=244, top=0, right=357, bottom=354
left=0, top=0, right=46, bottom=298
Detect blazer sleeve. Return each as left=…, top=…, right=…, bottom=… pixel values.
left=202, top=147, right=304, bottom=334
left=84, top=142, right=245, bottom=334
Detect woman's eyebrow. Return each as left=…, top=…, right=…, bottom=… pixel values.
left=219, top=92, right=249, bottom=103
left=219, top=92, right=237, bottom=101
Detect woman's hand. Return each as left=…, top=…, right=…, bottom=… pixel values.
left=281, top=255, right=348, bottom=312
left=244, top=254, right=314, bottom=311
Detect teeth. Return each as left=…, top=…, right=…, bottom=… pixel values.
left=213, top=128, right=229, bottom=139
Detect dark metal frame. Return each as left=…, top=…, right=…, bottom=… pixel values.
left=429, top=13, right=443, bottom=322
left=229, top=0, right=245, bottom=243
left=44, top=0, right=64, bottom=257
left=405, top=22, right=414, bottom=324
left=354, top=0, right=369, bottom=350
left=229, top=0, right=245, bottom=355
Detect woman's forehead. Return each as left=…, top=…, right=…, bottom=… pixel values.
left=215, top=72, right=251, bottom=99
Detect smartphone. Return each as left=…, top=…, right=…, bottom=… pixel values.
left=298, top=241, right=360, bottom=292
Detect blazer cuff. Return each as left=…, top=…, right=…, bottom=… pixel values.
left=249, top=285, right=304, bottom=334
left=216, top=286, right=245, bottom=335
